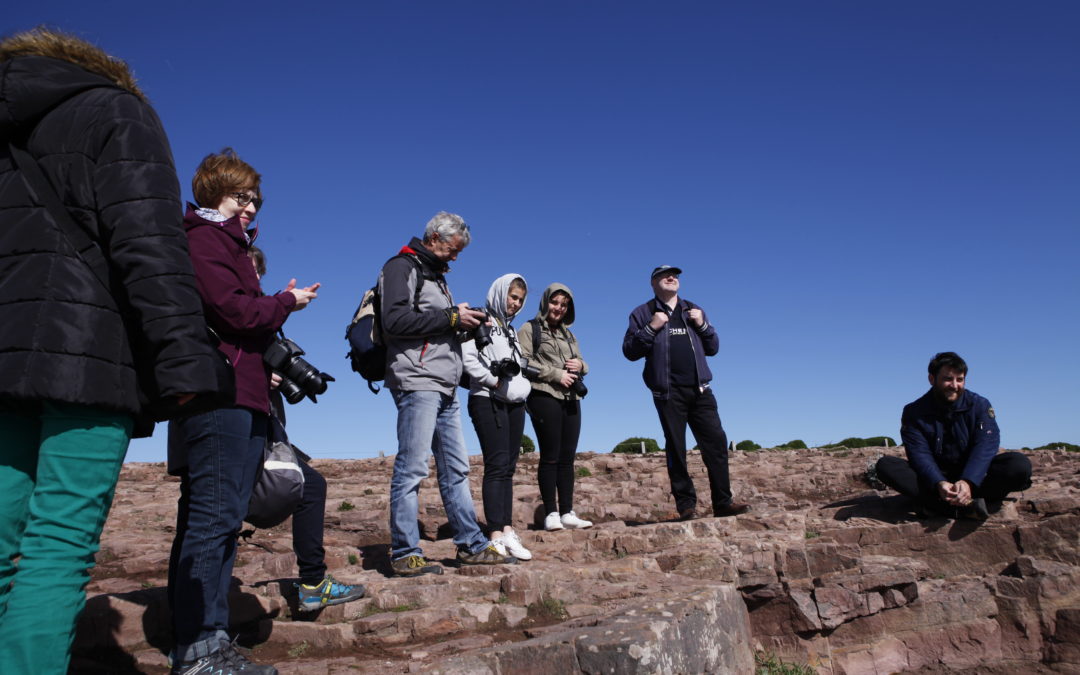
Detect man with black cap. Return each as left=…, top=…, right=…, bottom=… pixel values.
left=622, top=266, right=749, bottom=521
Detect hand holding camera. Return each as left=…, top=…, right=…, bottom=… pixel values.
left=264, top=336, right=334, bottom=404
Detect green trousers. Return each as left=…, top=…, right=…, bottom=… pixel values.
left=0, top=401, right=132, bottom=674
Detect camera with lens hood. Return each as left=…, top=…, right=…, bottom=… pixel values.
left=263, top=336, right=335, bottom=404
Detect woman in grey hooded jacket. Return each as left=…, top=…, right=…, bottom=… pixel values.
left=518, top=283, right=592, bottom=531
left=462, top=275, right=533, bottom=560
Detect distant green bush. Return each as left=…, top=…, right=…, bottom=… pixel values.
left=612, top=437, right=661, bottom=453
left=521, top=434, right=536, bottom=453
left=822, top=436, right=896, bottom=449
left=736, top=440, right=761, bottom=452
left=576, top=466, right=592, bottom=478
left=775, top=439, right=808, bottom=450
left=1035, top=442, right=1079, bottom=452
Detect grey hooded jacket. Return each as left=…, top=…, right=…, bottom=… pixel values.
left=462, top=274, right=532, bottom=403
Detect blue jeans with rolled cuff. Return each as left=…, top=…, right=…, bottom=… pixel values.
left=166, top=407, right=267, bottom=664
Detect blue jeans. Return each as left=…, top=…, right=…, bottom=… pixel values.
left=389, top=389, right=487, bottom=559
left=166, top=407, right=266, bottom=663
left=0, top=401, right=131, bottom=675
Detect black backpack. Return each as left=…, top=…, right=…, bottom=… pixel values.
left=345, top=253, right=424, bottom=393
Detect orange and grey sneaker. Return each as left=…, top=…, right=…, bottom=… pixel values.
left=390, top=555, right=443, bottom=576
left=456, top=544, right=517, bottom=566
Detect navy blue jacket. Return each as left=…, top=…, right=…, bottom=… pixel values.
left=900, top=388, right=1000, bottom=487
left=622, top=297, right=718, bottom=399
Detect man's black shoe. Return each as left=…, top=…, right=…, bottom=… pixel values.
left=959, top=497, right=990, bottom=521
left=678, top=507, right=696, bottom=521
left=714, top=503, right=750, bottom=518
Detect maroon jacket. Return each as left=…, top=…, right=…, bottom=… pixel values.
left=183, top=205, right=295, bottom=413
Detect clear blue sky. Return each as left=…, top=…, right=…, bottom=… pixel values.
left=11, top=2, right=1079, bottom=461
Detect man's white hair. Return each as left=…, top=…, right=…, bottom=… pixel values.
left=423, top=211, right=470, bottom=246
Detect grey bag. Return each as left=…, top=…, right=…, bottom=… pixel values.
left=246, top=416, right=305, bottom=528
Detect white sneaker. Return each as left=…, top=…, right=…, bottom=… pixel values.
left=544, top=512, right=564, bottom=531
left=561, top=511, right=593, bottom=529
left=490, top=539, right=508, bottom=556
left=502, top=530, right=533, bottom=561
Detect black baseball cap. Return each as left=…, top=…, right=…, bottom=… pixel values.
left=651, top=265, right=682, bottom=280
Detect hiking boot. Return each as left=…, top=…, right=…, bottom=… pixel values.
left=171, top=639, right=277, bottom=675
left=296, top=575, right=365, bottom=612
left=502, top=530, right=533, bottom=561
left=457, top=544, right=517, bottom=566
left=544, top=511, right=565, bottom=531
left=390, top=555, right=443, bottom=577
left=914, top=497, right=951, bottom=519
left=560, top=511, right=593, bottom=529
left=713, top=502, right=750, bottom=518
left=678, top=506, right=697, bottom=521
left=959, top=497, right=990, bottom=521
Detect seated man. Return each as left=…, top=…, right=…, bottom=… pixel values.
left=876, top=352, right=1031, bottom=519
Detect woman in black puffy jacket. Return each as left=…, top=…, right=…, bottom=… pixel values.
left=0, top=28, right=226, bottom=674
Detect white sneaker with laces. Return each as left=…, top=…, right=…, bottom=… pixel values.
left=490, top=539, right=508, bottom=556
left=561, top=511, right=593, bottom=529
left=502, top=530, right=533, bottom=560
left=544, top=512, right=564, bottom=531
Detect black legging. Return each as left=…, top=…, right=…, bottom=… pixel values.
left=527, top=391, right=581, bottom=515
left=467, top=395, right=526, bottom=532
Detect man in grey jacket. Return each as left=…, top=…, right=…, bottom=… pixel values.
left=379, top=212, right=516, bottom=576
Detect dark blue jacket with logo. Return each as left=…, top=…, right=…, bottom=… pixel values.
left=622, top=297, right=718, bottom=400
left=900, top=388, right=1000, bottom=487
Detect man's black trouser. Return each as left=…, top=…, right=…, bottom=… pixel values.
left=654, top=385, right=733, bottom=513
left=875, top=452, right=1032, bottom=505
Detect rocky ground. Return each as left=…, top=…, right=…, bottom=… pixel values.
left=71, top=446, right=1080, bottom=674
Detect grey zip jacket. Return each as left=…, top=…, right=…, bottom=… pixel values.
left=462, top=274, right=532, bottom=403
left=378, top=238, right=461, bottom=395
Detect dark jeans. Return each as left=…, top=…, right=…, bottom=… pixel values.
left=528, top=392, right=580, bottom=515
left=294, top=459, right=327, bottom=585
left=875, top=452, right=1032, bottom=505
left=468, top=395, right=526, bottom=532
left=167, top=407, right=267, bottom=663
left=654, top=386, right=733, bottom=513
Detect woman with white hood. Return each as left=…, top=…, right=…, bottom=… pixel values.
left=462, top=275, right=533, bottom=560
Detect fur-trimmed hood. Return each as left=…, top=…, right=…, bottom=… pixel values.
left=0, top=28, right=144, bottom=138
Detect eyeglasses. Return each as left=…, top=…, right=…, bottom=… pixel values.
left=230, top=192, right=263, bottom=210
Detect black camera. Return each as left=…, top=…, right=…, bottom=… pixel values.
left=521, top=358, right=542, bottom=381
left=569, top=373, right=588, bottom=398
left=264, top=337, right=335, bottom=404
left=469, top=309, right=493, bottom=351
left=489, top=358, right=521, bottom=379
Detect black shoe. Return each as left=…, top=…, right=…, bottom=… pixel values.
left=959, top=498, right=990, bottom=521
left=678, top=506, right=697, bottom=521
left=714, top=503, right=750, bottom=517
left=171, top=639, right=277, bottom=675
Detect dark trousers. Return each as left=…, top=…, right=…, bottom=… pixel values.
left=293, top=459, right=327, bottom=585
left=654, top=386, right=733, bottom=513
left=167, top=408, right=267, bottom=661
left=876, top=452, right=1032, bottom=504
left=528, top=392, right=581, bottom=515
left=468, top=395, right=526, bottom=532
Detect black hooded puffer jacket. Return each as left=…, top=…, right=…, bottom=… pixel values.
left=0, top=47, right=224, bottom=415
